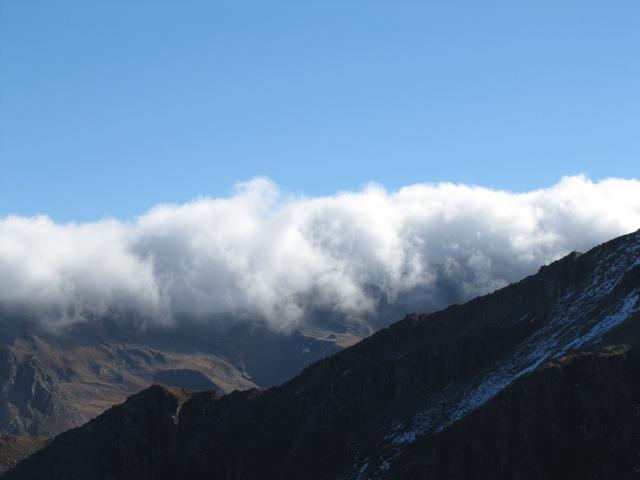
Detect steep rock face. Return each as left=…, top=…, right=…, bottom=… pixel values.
left=4, top=229, right=640, bottom=479
left=392, top=346, right=640, bottom=479
left=0, top=347, right=83, bottom=436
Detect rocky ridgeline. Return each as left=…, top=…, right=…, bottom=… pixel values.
left=3, top=229, right=640, bottom=479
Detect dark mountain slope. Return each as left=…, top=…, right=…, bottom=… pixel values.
left=5, top=229, right=640, bottom=479
left=392, top=346, right=640, bottom=479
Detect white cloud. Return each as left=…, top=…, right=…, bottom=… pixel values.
left=1, top=175, right=639, bottom=331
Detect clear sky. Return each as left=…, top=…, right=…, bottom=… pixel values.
left=1, top=1, right=639, bottom=222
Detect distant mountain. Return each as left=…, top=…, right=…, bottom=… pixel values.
left=4, top=228, right=639, bottom=479
left=0, top=312, right=352, bottom=436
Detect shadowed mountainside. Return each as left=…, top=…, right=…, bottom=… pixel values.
left=4, top=229, right=640, bottom=479
left=0, top=313, right=351, bottom=436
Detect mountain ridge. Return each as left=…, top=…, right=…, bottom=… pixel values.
left=4, top=228, right=640, bottom=479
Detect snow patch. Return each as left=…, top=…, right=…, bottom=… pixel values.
left=384, top=234, right=640, bottom=455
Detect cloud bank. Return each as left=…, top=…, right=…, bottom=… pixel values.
left=1, top=175, right=639, bottom=331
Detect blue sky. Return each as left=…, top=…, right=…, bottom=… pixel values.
left=1, top=1, right=639, bottom=222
